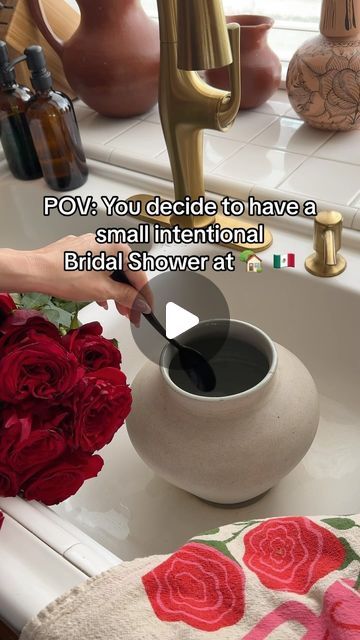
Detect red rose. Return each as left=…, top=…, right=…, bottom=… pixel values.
left=0, top=340, right=83, bottom=402
left=62, top=322, right=121, bottom=371
left=23, top=452, right=103, bottom=505
left=0, top=464, right=19, bottom=497
left=71, top=368, right=132, bottom=453
left=322, top=579, right=360, bottom=637
left=0, top=293, right=16, bottom=323
left=7, top=429, right=67, bottom=475
left=2, top=408, right=32, bottom=442
left=243, top=517, right=346, bottom=595
left=0, top=420, right=24, bottom=464
left=0, top=510, right=4, bottom=529
left=142, top=542, right=246, bottom=632
left=0, top=310, right=60, bottom=354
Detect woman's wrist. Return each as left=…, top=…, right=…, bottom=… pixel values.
left=0, top=249, right=47, bottom=294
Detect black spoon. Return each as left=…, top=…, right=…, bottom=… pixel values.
left=111, top=270, right=216, bottom=392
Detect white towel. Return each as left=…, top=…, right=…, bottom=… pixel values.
left=21, top=514, right=360, bottom=640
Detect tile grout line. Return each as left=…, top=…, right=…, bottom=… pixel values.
left=102, top=120, right=149, bottom=147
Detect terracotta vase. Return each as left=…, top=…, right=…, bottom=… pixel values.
left=127, top=320, right=320, bottom=505
left=27, top=0, right=160, bottom=118
left=205, top=16, right=281, bottom=110
left=287, top=0, right=360, bottom=130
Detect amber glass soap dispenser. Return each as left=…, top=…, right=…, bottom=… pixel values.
left=24, top=45, right=88, bottom=191
left=0, top=41, right=42, bottom=180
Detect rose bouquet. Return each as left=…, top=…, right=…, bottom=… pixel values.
left=0, top=292, right=132, bottom=520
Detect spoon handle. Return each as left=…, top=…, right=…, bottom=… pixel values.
left=111, top=270, right=179, bottom=347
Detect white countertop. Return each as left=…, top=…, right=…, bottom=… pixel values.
left=74, top=91, right=360, bottom=231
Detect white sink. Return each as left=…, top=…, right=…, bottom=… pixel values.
left=0, top=160, right=154, bottom=253
left=1, top=160, right=360, bottom=564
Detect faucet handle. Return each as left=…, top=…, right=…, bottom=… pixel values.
left=314, top=211, right=342, bottom=248
left=305, top=211, right=347, bottom=277
left=218, top=23, right=241, bottom=130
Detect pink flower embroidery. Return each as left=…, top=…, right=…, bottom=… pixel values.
left=142, top=542, right=245, bottom=632
left=244, top=580, right=360, bottom=640
left=243, top=517, right=345, bottom=594
left=321, top=579, right=360, bottom=639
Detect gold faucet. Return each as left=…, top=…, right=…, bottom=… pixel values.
left=157, top=0, right=240, bottom=229
left=131, top=0, right=273, bottom=251
left=305, top=211, right=347, bottom=277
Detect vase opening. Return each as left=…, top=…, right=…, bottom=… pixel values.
left=227, top=15, right=274, bottom=30
left=162, top=320, right=277, bottom=400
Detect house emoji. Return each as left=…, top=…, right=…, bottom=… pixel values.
left=246, top=254, right=263, bottom=273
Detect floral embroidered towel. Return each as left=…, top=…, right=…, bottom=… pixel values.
left=21, top=515, right=360, bottom=640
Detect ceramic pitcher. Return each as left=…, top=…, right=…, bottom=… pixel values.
left=27, top=0, right=160, bottom=117
left=127, top=320, right=320, bottom=505
left=206, top=15, right=281, bottom=110
left=287, top=0, right=360, bottom=130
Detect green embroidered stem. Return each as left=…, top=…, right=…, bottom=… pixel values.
left=355, top=572, right=360, bottom=591
left=223, top=521, right=261, bottom=544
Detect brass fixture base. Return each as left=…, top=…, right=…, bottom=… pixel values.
left=305, top=254, right=347, bottom=277
left=127, top=194, right=273, bottom=253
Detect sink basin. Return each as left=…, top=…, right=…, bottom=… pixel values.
left=1, top=160, right=360, bottom=562
left=0, top=161, right=154, bottom=254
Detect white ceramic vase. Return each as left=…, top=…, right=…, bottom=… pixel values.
left=127, top=320, right=320, bottom=504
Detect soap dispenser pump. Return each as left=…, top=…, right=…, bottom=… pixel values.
left=24, top=45, right=88, bottom=191
left=0, top=41, right=42, bottom=181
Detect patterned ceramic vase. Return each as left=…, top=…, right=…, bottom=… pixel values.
left=287, top=0, right=360, bottom=130
left=127, top=320, right=320, bottom=505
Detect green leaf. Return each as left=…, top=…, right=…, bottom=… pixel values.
left=202, top=528, right=220, bottom=536
left=111, top=338, right=119, bottom=349
left=70, top=315, right=81, bottom=330
left=41, top=308, right=61, bottom=326
left=11, top=293, right=22, bottom=307
left=322, top=517, right=357, bottom=531
left=52, top=299, right=78, bottom=314
left=20, top=292, right=51, bottom=309
left=339, top=537, right=360, bottom=570
left=192, top=539, right=238, bottom=564
left=355, top=572, right=360, bottom=591
left=56, top=308, right=73, bottom=328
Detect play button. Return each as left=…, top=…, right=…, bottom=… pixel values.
left=166, top=303, right=199, bottom=340
left=130, top=270, right=230, bottom=368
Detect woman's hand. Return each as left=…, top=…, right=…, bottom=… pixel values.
left=0, top=234, right=152, bottom=326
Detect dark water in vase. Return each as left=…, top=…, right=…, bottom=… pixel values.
left=169, top=335, right=270, bottom=398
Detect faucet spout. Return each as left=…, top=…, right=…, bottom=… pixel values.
left=156, top=0, right=241, bottom=228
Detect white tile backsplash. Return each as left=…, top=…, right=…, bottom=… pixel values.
left=155, top=135, right=245, bottom=174
left=314, top=130, right=360, bottom=165
left=108, top=121, right=166, bottom=158
left=214, top=145, right=307, bottom=189
left=207, top=112, right=278, bottom=142
left=254, top=94, right=292, bottom=117
left=252, top=118, right=332, bottom=156
left=353, top=211, right=360, bottom=230
left=75, top=91, right=360, bottom=230
left=285, top=107, right=302, bottom=120
left=279, top=157, right=360, bottom=206
left=79, top=113, right=141, bottom=145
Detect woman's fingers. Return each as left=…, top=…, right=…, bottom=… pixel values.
left=96, top=300, right=109, bottom=310
left=109, top=281, right=151, bottom=315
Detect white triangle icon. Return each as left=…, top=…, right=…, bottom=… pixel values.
left=166, top=303, right=200, bottom=340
